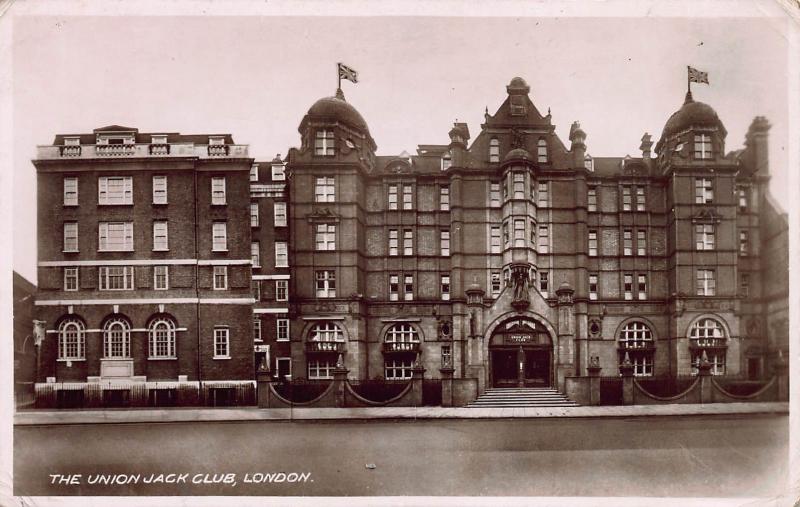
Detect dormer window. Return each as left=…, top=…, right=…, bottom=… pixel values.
left=694, top=134, right=712, bottom=159
left=151, top=135, right=167, bottom=145
left=315, top=130, right=335, bottom=156
left=510, top=95, right=526, bottom=116
left=250, top=164, right=259, bottom=182
left=489, top=138, right=500, bottom=163
left=209, top=136, right=226, bottom=146
left=584, top=155, right=593, bottom=171
left=64, top=137, right=81, bottom=146
left=272, top=161, right=286, bottom=181
left=537, top=138, right=547, bottom=163
left=441, top=152, right=452, bottom=171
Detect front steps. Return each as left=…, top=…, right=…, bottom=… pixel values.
left=467, top=387, right=579, bottom=408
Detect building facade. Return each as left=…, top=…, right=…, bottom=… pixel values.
left=31, top=77, right=789, bottom=403
left=33, top=126, right=255, bottom=404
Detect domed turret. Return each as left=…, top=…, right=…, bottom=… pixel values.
left=655, top=91, right=727, bottom=154
left=303, top=88, right=370, bottom=134
left=507, top=77, right=531, bottom=95
left=503, top=147, right=533, bottom=164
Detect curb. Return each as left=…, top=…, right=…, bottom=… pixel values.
left=14, top=402, right=789, bottom=426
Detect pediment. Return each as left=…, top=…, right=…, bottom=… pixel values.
left=306, top=208, right=341, bottom=222
left=691, top=208, right=722, bottom=223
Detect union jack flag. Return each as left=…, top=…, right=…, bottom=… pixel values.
left=338, top=63, right=358, bottom=84
left=688, top=66, right=709, bottom=84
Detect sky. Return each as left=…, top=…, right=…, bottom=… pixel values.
left=9, top=9, right=795, bottom=283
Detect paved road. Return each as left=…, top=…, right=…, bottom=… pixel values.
left=14, top=414, right=788, bottom=498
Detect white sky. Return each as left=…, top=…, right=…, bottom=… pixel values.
left=8, top=7, right=795, bottom=283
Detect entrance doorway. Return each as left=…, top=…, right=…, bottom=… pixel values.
left=489, top=318, right=553, bottom=388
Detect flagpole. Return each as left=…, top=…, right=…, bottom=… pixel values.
left=337, top=62, right=341, bottom=90
left=687, top=65, right=691, bottom=96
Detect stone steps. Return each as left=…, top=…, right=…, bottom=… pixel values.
left=468, top=387, right=579, bottom=408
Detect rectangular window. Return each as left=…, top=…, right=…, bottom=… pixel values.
left=402, top=184, right=413, bottom=210
left=537, top=139, right=547, bottom=163
left=513, top=173, right=525, bottom=199
left=514, top=219, right=525, bottom=247
left=530, top=220, right=537, bottom=246
left=510, top=94, right=526, bottom=116
left=276, top=280, right=288, bottom=301
left=153, top=221, right=169, bottom=251
left=250, top=203, right=260, bottom=227
left=695, top=178, right=714, bottom=204
left=276, top=357, right=291, bottom=377
left=251, top=242, right=261, bottom=267
left=389, top=274, right=399, bottom=301
left=253, top=318, right=262, bottom=342
left=622, top=185, right=632, bottom=211
left=636, top=186, right=646, bottom=211
left=64, top=267, right=79, bottom=291
left=490, top=226, right=501, bottom=254
left=589, top=274, right=598, bottom=300
left=538, top=225, right=549, bottom=254
left=695, top=224, right=715, bottom=250
left=637, top=230, right=647, bottom=256
left=740, top=273, right=750, bottom=298
left=252, top=280, right=261, bottom=301
left=694, top=134, right=712, bottom=159
left=637, top=274, right=647, bottom=300
left=539, top=271, right=549, bottom=295
left=273, top=202, right=287, bottom=227
left=315, top=129, right=335, bottom=156
left=308, top=359, right=336, bottom=380
left=250, top=164, right=259, bottom=182
left=624, top=274, right=633, bottom=300
left=98, top=222, right=133, bottom=251
left=588, top=230, right=598, bottom=257
left=99, top=266, right=134, bottom=290
left=441, top=274, right=451, bottom=301
left=63, top=177, right=78, bottom=206
left=388, top=229, right=399, bottom=256
left=315, top=176, right=335, bottom=202
left=211, top=177, right=226, bottom=205
left=403, top=229, right=413, bottom=256
left=272, top=163, right=286, bottom=181
left=696, top=269, right=716, bottom=296
left=63, top=222, right=79, bottom=252
left=491, top=272, right=502, bottom=297
left=623, top=230, right=633, bottom=256
left=503, top=222, right=510, bottom=246
left=276, top=319, right=290, bottom=341
left=98, top=176, right=133, bottom=205
left=315, top=223, right=336, bottom=251
left=587, top=187, right=597, bottom=212
left=440, top=230, right=450, bottom=256
left=738, top=186, right=749, bottom=212
left=489, top=140, right=500, bottom=163
left=154, top=265, right=169, bottom=290
left=315, top=270, right=336, bottom=298
left=213, top=266, right=228, bottom=290
left=212, top=222, right=227, bottom=251
left=404, top=274, right=414, bottom=301
left=537, top=182, right=549, bottom=207
left=441, top=345, right=452, bottom=367
left=214, top=328, right=230, bottom=358
left=152, top=175, right=167, bottom=204
left=385, top=358, right=414, bottom=380
left=490, top=182, right=501, bottom=207
left=388, top=184, right=398, bottom=210
left=739, top=230, right=749, bottom=256
left=275, top=242, right=288, bottom=267
left=440, top=186, right=450, bottom=211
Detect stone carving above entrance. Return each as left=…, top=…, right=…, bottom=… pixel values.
left=510, top=263, right=531, bottom=312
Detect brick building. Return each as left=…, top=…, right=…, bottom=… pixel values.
left=272, top=77, right=788, bottom=394
left=33, top=126, right=255, bottom=405
left=30, top=76, right=789, bottom=405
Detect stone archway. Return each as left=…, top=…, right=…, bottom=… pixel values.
left=487, top=316, right=554, bottom=388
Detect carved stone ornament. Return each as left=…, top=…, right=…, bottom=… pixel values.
left=588, top=318, right=603, bottom=339
left=511, top=127, right=526, bottom=149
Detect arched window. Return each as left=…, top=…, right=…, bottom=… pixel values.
left=58, top=318, right=85, bottom=360
left=489, top=138, right=500, bottom=163
left=441, top=151, right=452, bottom=171
left=618, top=321, right=654, bottom=376
left=385, top=323, right=419, bottom=343
left=103, top=316, right=131, bottom=358
left=689, top=318, right=726, bottom=375
left=149, top=317, right=176, bottom=358
left=584, top=155, right=593, bottom=171
left=537, top=138, right=548, bottom=163
left=310, top=322, right=344, bottom=342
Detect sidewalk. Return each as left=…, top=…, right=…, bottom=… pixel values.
left=14, top=402, right=789, bottom=426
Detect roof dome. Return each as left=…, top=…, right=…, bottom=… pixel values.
left=503, top=147, right=533, bottom=163
left=305, top=88, right=369, bottom=133
left=657, top=92, right=726, bottom=151
left=507, top=76, right=531, bottom=95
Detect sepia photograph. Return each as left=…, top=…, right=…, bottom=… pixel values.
left=2, top=1, right=798, bottom=506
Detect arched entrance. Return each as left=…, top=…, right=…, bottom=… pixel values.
left=489, top=317, right=553, bottom=387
